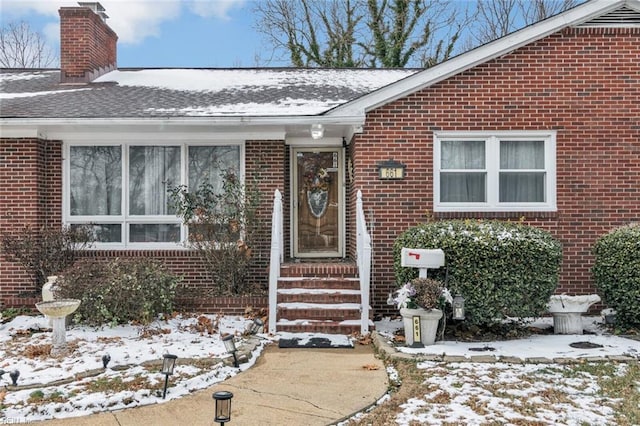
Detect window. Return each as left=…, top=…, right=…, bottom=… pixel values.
left=434, top=132, right=556, bottom=212
left=65, top=142, right=242, bottom=248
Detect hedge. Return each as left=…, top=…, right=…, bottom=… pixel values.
left=593, top=224, right=640, bottom=331
left=393, top=220, right=562, bottom=326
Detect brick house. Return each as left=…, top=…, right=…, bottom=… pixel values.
left=1, top=1, right=638, bottom=334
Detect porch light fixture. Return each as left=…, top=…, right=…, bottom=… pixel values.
left=161, top=353, right=178, bottom=399
left=377, top=159, right=406, bottom=180
left=9, top=369, right=20, bottom=386
left=102, top=353, right=111, bottom=369
left=310, top=123, right=324, bottom=139
left=212, top=390, right=234, bottom=425
left=249, top=318, right=264, bottom=335
left=222, top=334, right=239, bottom=367
left=452, top=294, right=466, bottom=320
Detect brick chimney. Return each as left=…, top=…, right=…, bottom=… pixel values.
left=59, top=2, right=117, bottom=84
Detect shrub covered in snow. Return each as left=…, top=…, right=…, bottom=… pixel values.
left=393, top=220, right=562, bottom=326
left=57, top=258, right=180, bottom=326
left=593, top=223, right=640, bottom=331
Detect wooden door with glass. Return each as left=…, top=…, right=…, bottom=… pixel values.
left=293, top=148, right=343, bottom=257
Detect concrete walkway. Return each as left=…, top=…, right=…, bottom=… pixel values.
left=38, top=343, right=388, bottom=426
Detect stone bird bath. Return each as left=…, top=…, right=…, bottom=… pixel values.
left=35, top=299, right=81, bottom=356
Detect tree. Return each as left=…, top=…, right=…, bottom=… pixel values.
left=253, top=0, right=467, bottom=68
left=471, top=0, right=583, bottom=46
left=0, top=21, right=57, bottom=68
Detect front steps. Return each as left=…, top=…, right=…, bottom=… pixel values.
left=275, top=262, right=374, bottom=335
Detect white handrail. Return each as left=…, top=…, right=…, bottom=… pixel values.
left=268, top=189, right=283, bottom=334
left=356, top=190, right=372, bottom=334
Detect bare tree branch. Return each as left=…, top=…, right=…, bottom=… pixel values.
left=0, top=21, right=57, bottom=68
left=253, top=0, right=467, bottom=68
left=468, top=0, right=583, bottom=47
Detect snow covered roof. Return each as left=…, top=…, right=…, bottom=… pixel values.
left=0, top=68, right=416, bottom=119
left=1, top=0, right=638, bottom=134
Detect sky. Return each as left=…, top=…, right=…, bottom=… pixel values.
left=0, top=0, right=270, bottom=68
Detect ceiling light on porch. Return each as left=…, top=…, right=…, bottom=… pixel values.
left=310, top=123, right=324, bottom=139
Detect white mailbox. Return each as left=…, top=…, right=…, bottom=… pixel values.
left=401, top=248, right=445, bottom=269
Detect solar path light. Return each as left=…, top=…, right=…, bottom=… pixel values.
left=222, top=334, right=239, bottom=368
left=161, top=353, right=177, bottom=399
left=212, top=391, right=233, bottom=425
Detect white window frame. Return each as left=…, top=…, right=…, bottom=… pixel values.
left=63, top=140, right=245, bottom=249
left=433, top=131, right=556, bottom=212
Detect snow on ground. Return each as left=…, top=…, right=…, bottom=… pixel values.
left=1, top=314, right=639, bottom=424
left=367, top=316, right=640, bottom=426
left=0, top=314, right=268, bottom=421
left=396, top=360, right=623, bottom=425
left=376, top=316, right=640, bottom=360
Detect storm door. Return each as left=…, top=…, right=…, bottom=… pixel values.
left=293, top=148, right=343, bottom=258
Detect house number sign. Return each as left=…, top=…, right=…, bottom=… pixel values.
left=412, top=316, right=422, bottom=347
left=377, top=159, right=405, bottom=180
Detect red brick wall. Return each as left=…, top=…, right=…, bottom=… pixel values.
left=352, top=27, right=640, bottom=316
left=59, top=6, right=117, bottom=83
left=0, top=139, right=286, bottom=314
left=0, top=138, right=62, bottom=305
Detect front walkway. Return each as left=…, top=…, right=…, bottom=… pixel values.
left=39, top=344, right=388, bottom=426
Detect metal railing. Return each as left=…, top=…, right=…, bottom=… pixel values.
left=356, top=190, right=372, bottom=334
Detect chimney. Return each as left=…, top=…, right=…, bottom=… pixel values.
left=59, top=2, right=117, bottom=84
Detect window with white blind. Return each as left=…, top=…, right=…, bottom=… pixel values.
left=65, top=142, right=242, bottom=248
left=434, top=132, right=556, bottom=212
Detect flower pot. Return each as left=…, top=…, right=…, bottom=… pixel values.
left=400, top=307, right=443, bottom=346
left=547, top=294, right=601, bottom=334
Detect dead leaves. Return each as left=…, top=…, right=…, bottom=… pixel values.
left=192, top=315, right=218, bottom=335
left=356, top=334, right=372, bottom=345
left=23, top=344, right=52, bottom=358
left=362, top=363, right=381, bottom=371
left=139, top=326, right=171, bottom=339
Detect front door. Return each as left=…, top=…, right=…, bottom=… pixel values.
left=293, top=148, right=343, bottom=258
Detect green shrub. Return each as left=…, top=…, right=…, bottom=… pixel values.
left=57, top=258, right=180, bottom=326
left=393, top=220, right=562, bottom=326
left=593, top=224, right=640, bottom=331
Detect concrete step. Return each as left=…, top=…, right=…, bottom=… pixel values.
left=276, top=319, right=374, bottom=335
left=277, top=276, right=361, bottom=290
left=275, top=261, right=371, bottom=335
left=277, top=288, right=362, bottom=304
left=279, top=262, right=358, bottom=278
left=277, top=302, right=362, bottom=321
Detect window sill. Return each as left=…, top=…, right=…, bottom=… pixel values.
left=433, top=211, right=558, bottom=220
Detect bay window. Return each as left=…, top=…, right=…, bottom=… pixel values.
left=65, top=142, right=242, bottom=248
left=434, top=132, right=556, bottom=212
